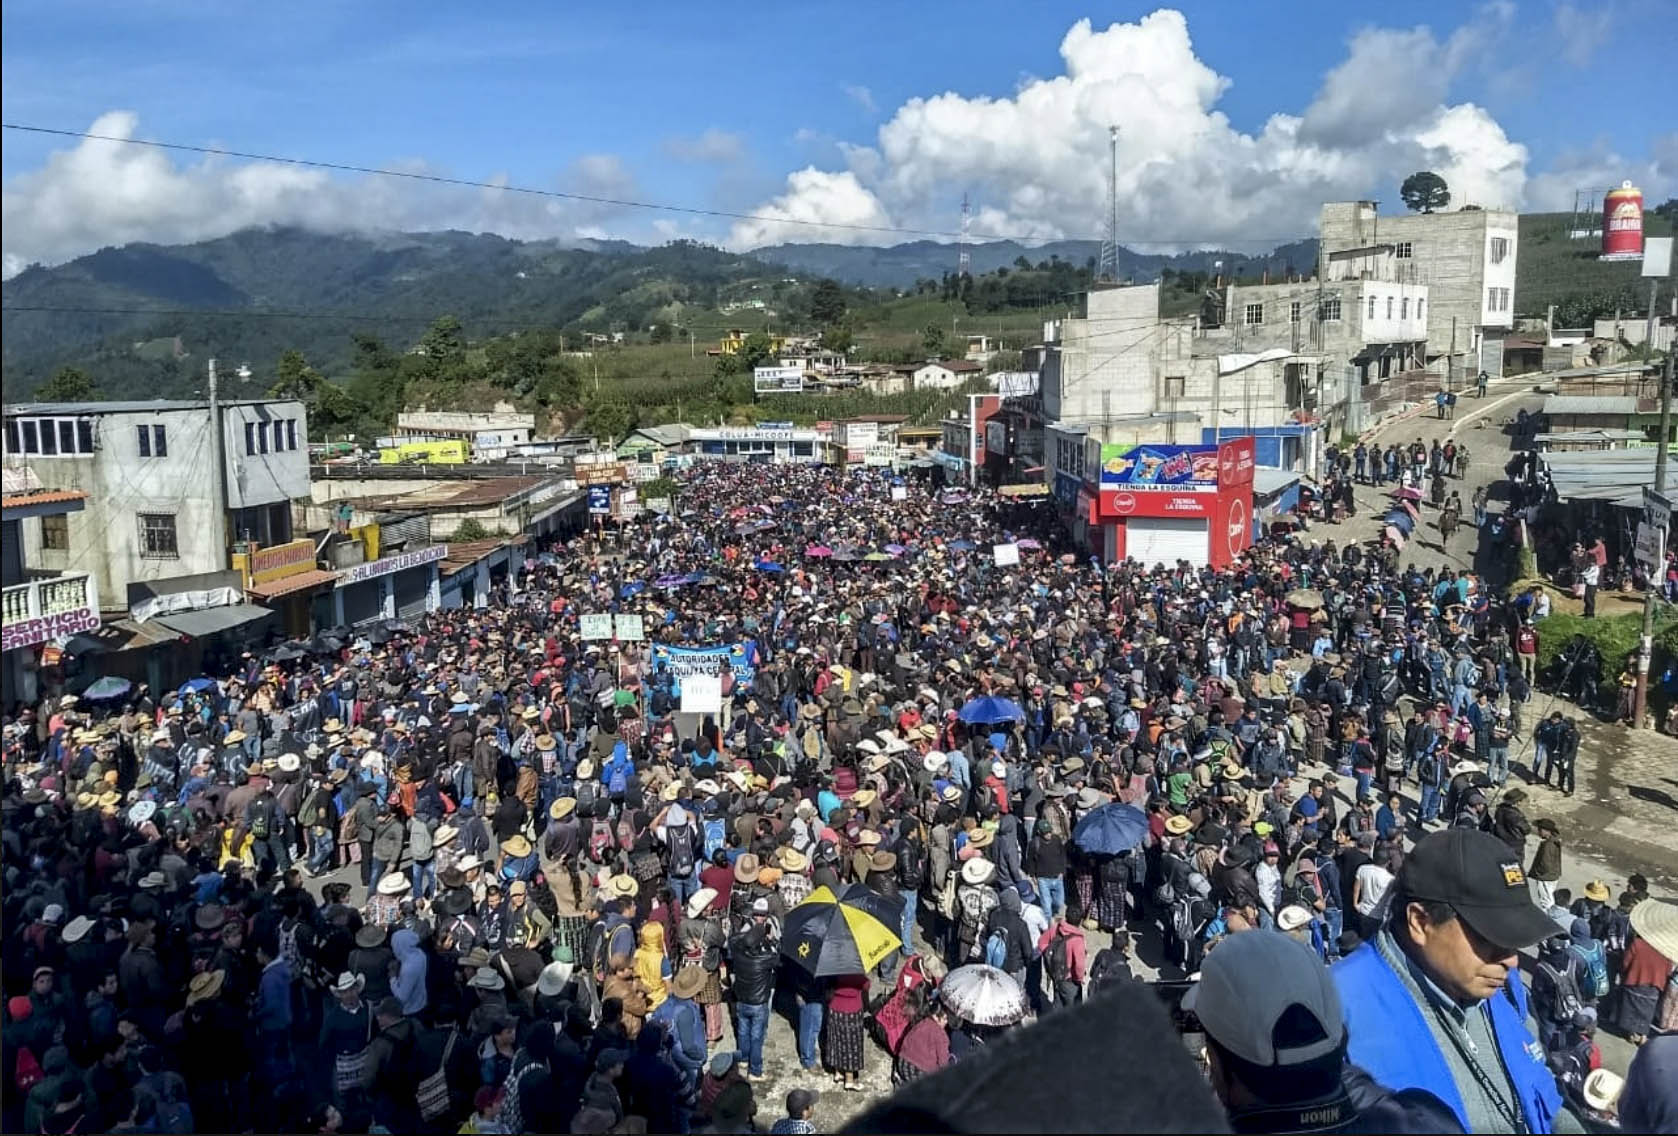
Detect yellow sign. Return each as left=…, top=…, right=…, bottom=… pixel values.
left=246, top=538, right=316, bottom=586
left=378, top=440, right=468, bottom=465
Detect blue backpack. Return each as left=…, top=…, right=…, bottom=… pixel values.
left=984, top=929, right=1008, bottom=969
left=702, top=817, right=726, bottom=861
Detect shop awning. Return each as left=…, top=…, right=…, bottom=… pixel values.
left=155, top=603, right=275, bottom=638
left=247, top=569, right=340, bottom=600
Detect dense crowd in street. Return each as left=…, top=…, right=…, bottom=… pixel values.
left=4, top=461, right=1676, bottom=1134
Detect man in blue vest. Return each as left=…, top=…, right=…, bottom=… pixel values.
left=1334, top=829, right=1581, bottom=1133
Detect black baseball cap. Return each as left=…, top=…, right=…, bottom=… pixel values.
left=1397, top=829, right=1559, bottom=950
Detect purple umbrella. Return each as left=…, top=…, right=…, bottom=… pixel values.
left=1016, top=538, right=1042, bottom=550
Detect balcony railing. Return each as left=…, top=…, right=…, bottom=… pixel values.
left=1, top=571, right=96, bottom=624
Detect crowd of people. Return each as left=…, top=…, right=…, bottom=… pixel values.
left=4, top=460, right=1676, bottom=1134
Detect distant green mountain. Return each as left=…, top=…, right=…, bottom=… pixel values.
left=1, top=228, right=779, bottom=399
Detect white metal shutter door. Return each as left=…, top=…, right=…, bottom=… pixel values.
left=342, top=581, right=382, bottom=627
left=1127, top=517, right=1208, bottom=569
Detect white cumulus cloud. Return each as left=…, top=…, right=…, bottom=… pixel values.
left=729, top=8, right=1534, bottom=251
left=727, top=168, right=896, bottom=248
left=1, top=112, right=640, bottom=277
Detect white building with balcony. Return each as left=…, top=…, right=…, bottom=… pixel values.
left=3, top=477, right=98, bottom=708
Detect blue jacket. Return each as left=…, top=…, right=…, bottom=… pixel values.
left=1334, top=940, right=1561, bottom=1133
left=648, top=996, right=706, bottom=1078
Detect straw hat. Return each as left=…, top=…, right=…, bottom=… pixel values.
left=960, top=857, right=996, bottom=886
left=433, top=824, right=458, bottom=846
left=223, top=730, right=247, bottom=745
left=851, top=789, right=878, bottom=809
left=661, top=782, right=682, bottom=802
left=1165, top=814, right=1193, bottom=836
left=865, top=753, right=891, bottom=773
left=777, top=847, right=809, bottom=873
left=185, top=970, right=225, bottom=1006
left=1277, top=905, right=1314, bottom=932
left=332, top=971, right=366, bottom=995
left=1582, top=1069, right=1624, bottom=1114
left=501, top=835, right=532, bottom=858
left=1582, top=880, right=1611, bottom=903
left=537, top=959, right=575, bottom=997
left=61, top=915, right=95, bottom=944
left=550, top=797, right=578, bottom=820
left=276, top=753, right=302, bottom=773
left=576, top=759, right=596, bottom=780
left=856, top=829, right=882, bottom=847
left=670, top=967, right=706, bottom=1000
left=455, top=854, right=483, bottom=873
left=733, top=854, right=762, bottom=885
left=966, top=828, right=994, bottom=850
left=1629, top=898, right=1678, bottom=963
left=377, top=872, right=410, bottom=896
left=685, top=888, right=719, bottom=919
left=468, top=967, right=505, bottom=991
left=607, top=874, right=638, bottom=899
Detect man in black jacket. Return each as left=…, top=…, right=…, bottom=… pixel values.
left=728, top=917, right=779, bottom=1080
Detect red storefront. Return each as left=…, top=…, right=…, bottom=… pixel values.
left=1089, top=437, right=1255, bottom=568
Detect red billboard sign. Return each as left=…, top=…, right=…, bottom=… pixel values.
left=1100, top=489, right=1212, bottom=518
left=1217, top=436, right=1256, bottom=488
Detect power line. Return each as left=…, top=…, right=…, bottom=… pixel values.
left=0, top=122, right=1313, bottom=248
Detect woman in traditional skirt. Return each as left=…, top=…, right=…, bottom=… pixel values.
left=823, top=973, right=870, bottom=1091
left=677, top=889, right=728, bottom=1043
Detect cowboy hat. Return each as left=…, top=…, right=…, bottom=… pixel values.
left=960, top=857, right=996, bottom=886
left=865, top=753, right=891, bottom=773
left=921, top=752, right=947, bottom=773
left=550, top=797, right=578, bottom=820
left=276, top=753, right=302, bottom=773
left=433, top=824, right=458, bottom=846
left=138, top=870, right=167, bottom=890
left=1629, top=897, right=1678, bottom=964
left=670, top=967, right=707, bottom=1001
left=1165, top=814, right=1193, bottom=836
left=537, top=959, right=575, bottom=997
left=438, top=890, right=473, bottom=917
left=60, top=915, right=95, bottom=944
left=869, top=850, right=898, bottom=874
left=1582, top=1069, right=1623, bottom=1114
left=607, top=874, right=638, bottom=899
left=1582, top=880, right=1611, bottom=903
left=377, top=872, right=410, bottom=896
left=332, top=971, right=367, bottom=995
left=685, top=888, right=719, bottom=919
left=1060, top=757, right=1085, bottom=774
left=194, top=904, right=228, bottom=932
left=455, top=854, right=483, bottom=873
left=733, top=854, right=762, bottom=885
left=661, top=782, right=682, bottom=802
left=458, top=947, right=491, bottom=969
left=185, top=970, right=225, bottom=1006
left=856, top=739, right=882, bottom=756
left=694, top=779, right=721, bottom=796
left=1075, top=787, right=1104, bottom=811
left=1277, top=905, right=1314, bottom=932
left=501, top=835, right=533, bottom=858
left=966, top=828, right=994, bottom=850
left=776, top=847, right=809, bottom=873
left=575, top=759, right=595, bottom=780
left=468, top=967, right=505, bottom=991
left=851, top=789, right=878, bottom=809
left=939, top=785, right=962, bottom=804
left=223, top=730, right=247, bottom=745
left=856, top=829, right=882, bottom=847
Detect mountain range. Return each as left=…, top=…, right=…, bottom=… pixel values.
left=0, top=226, right=1314, bottom=399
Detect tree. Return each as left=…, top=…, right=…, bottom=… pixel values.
left=648, top=322, right=674, bottom=345
left=583, top=401, right=636, bottom=443
left=1400, top=171, right=1451, bottom=214
left=820, top=320, right=854, bottom=355
left=922, top=323, right=946, bottom=357
left=809, top=278, right=847, bottom=326
left=734, top=331, right=777, bottom=374
left=270, top=349, right=355, bottom=437
left=36, top=366, right=96, bottom=401
left=451, top=518, right=490, bottom=542
left=418, top=315, right=467, bottom=380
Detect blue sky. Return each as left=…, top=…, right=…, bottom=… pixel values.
left=3, top=0, right=1674, bottom=272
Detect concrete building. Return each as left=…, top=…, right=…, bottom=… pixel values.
left=2, top=478, right=97, bottom=708
left=396, top=406, right=537, bottom=453
left=1318, top=200, right=1517, bottom=380
left=913, top=358, right=985, bottom=390
left=687, top=425, right=829, bottom=464
left=3, top=399, right=311, bottom=614
left=1040, top=284, right=1164, bottom=423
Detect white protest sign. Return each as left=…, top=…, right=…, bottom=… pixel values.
left=614, top=614, right=645, bottom=641
left=890, top=486, right=908, bottom=502
left=681, top=673, right=723, bottom=714
left=579, top=613, right=615, bottom=640
left=992, top=543, right=1021, bottom=567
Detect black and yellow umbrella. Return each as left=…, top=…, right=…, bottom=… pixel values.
left=781, top=883, right=903, bottom=977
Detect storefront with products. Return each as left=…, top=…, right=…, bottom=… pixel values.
left=1087, top=436, right=1255, bottom=569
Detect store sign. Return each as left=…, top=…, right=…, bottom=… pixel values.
left=863, top=443, right=895, bottom=467
left=338, top=543, right=447, bottom=585
left=2, top=607, right=101, bottom=652
left=249, top=538, right=317, bottom=585
left=1636, top=521, right=1665, bottom=573
left=1099, top=442, right=1220, bottom=491
left=1225, top=495, right=1250, bottom=559
left=1100, top=489, right=1213, bottom=518
left=631, top=463, right=660, bottom=483
left=985, top=421, right=1008, bottom=455
left=588, top=486, right=612, bottom=515
left=575, top=463, right=628, bottom=486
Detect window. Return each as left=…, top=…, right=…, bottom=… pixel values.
left=1487, top=286, right=1510, bottom=312
left=138, top=513, right=179, bottom=559
left=1320, top=297, right=1343, bottom=322
left=1163, top=375, right=1186, bottom=399
left=1368, top=296, right=1377, bottom=320
left=152, top=425, right=167, bottom=456
left=1401, top=298, right=1409, bottom=319
left=1394, top=241, right=1413, bottom=258
left=1417, top=299, right=1425, bottom=322
left=245, top=422, right=257, bottom=456
left=1243, top=303, right=1264, bottom=326
left=258, top=423, right=269, bottom=454
left=1289, top=301, right=1302, bottom=323
left=272, top=421, right=285, bottom=451
left=1490, top=236, right=1509, bottom=264
left=137, top=424, right=151, bottom=457
left=1386, top=297, right=1394, bottom=320
left=57, top=421, right=75, bottom=454
left=40, top=514, right=69, bottom=551
left=3, top=420, right=17, bottom=453
left=286, top=419, right=297, bottom=451
left=40, top=422, right=56, bottom=456
left=76, top=421, right=93, bottom=452
left=21, top=420, right=39, bottom=453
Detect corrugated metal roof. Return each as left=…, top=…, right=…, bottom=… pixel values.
left=7, top=399, right=299, bottom=415
left=246, top=569, right=339, bottom=600
left=154, top=602, right=276, bottom=638
left=1542, top=395, right=1638, bottom=416
left=1540, top=450, right=1658, bottom=507
left=1254, top=468, right=1302, bottom=496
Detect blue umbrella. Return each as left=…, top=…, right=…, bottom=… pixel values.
left=620, top=582, right=646, bottom=598
left=958, top=695, right=1024, bottom=725
left=178, top=677, right=218, bottom=695
left=82, top=676, right=132, bottom=701
left=948, top=539, right=976, bottom=551
left=753, top=560, right=785, bottom=573
left=1072, top=802, right=1149, bottom=855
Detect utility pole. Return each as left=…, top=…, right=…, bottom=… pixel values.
left=207, top=358, right=231, bottom=566
left=1447, top=317, right=1457, bottom=393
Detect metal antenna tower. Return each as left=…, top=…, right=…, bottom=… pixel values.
left=1098, top=125, right=1119, bottom=282
left=957, top=193, right=971, bottom=278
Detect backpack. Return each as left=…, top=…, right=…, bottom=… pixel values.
left=588, top=819, right=615, bottom=863
left=1088, top=947, right=1130, bottom=992
left=247, top=798, right=272, bottom=840
left=1537, top=957, right=1584, bottom=1022
left=277, top=918, right=303, bottom=980
left=14, top=1045, right=43, bottom=1092
left=666, top=823, right=697, bottom=877
left=575, top=779, right=598, bottom=814
left=416, top=1027, right=459, bottom=1122
left=606, top=760, right=630, bottom=797
left=984, top=928, right=1008, bottom=969
left=1572, top=941, right=1609, bottom=999
left=1044, top=933, right=1072, bottom=984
